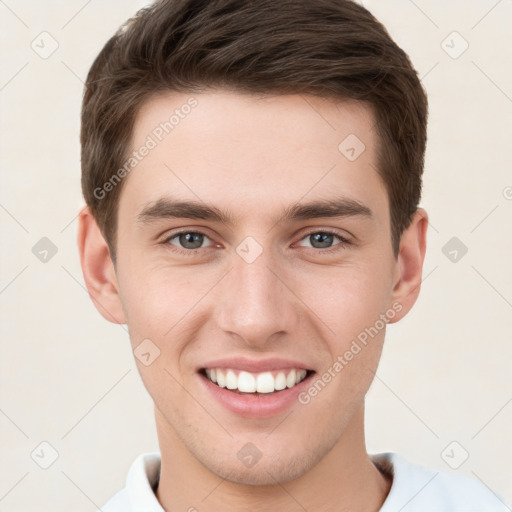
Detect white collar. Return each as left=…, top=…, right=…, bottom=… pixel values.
left=109, top=451, right=508, bottom=511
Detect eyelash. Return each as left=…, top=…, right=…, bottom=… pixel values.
left=161, top=229, right=351, bottom=257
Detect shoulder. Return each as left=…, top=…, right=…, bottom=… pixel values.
left=96, top=452, right=163, bottom=512
left=98, top=488, right=131, bottom=512
left=373, top=452, right=510, bottom=512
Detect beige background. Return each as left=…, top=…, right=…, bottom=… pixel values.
left=1, top=0, right=511, bottom=510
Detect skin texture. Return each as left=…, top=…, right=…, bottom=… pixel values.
left=78, top=90, right=428, bottom=511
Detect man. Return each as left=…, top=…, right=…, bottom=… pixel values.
left=77, top=0, right=509, bottom=510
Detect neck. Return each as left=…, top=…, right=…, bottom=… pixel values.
left=154, top=403, right=391, bottom=511
left=155, top=405, right=391, bottom=512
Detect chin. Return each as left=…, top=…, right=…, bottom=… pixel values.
left=204, top=447, right=321, bottom=487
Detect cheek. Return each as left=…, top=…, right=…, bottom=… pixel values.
left=116, top=261, right=200, bottom=335
left=116, top=264, right=199, bottom=415
left=301, top=264, right=393, bottom=344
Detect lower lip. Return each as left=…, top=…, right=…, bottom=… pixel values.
left=199, top=371, right=314, bottom=419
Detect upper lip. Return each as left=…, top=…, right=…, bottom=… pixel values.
left=198, top=356, right=313, bottom=373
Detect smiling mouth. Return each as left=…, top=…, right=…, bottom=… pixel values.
left=200, top=368, right=314, bottom=394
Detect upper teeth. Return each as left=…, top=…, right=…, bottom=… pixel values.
left=205, top=368, right=308, bottom=393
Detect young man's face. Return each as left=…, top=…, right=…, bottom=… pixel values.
left=81, top=90, right=426, bottom=486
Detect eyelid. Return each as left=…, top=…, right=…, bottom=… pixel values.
left=297, top=227, right=352, bottom=243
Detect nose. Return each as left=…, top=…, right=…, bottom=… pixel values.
left=214, top=242, right=300, bottom=348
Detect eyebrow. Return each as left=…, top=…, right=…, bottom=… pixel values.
left=137, top=195, right=373, bottom=226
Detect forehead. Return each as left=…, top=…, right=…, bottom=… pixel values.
left=119, top=90, right=388, bottom=227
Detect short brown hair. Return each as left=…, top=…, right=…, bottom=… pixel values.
left=81, top=0, right=428, bottom=260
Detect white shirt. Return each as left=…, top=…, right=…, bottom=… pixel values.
left=99, top=451, right=510, bottom=511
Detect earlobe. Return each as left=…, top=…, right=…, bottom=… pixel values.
left=388, top=208, right=429, bottom=324
left=77, top=207, right=126, bottom=325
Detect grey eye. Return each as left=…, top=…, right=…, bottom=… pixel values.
left=309, top=232, right=336, bottom=249
left=298, top=232, right=343, bottom=250
left=169, top=232, right=211, bottom=250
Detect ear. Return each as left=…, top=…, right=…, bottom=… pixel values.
left=388, top=208, right=428, bottom=324
left=77, top=207, right=126, bottom=324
